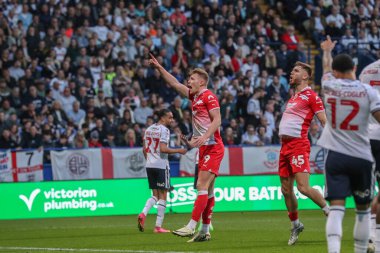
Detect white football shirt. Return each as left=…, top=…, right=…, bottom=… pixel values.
left=144, top=123, right=170, bottom=169
left=359, top=60, right=380, bottom=141
left=317, top=73, right=380, bottom=162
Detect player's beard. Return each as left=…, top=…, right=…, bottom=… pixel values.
left=289, top=76, right=299, bottom=86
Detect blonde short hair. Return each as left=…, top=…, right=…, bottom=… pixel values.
left=189, top=68, right=209, bottom=86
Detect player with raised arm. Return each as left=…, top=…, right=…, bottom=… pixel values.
left=278, top=61, right=330, bottom=246
left=358, top=60, right=380, bottom=253
left=138, top=109, right=187, bottom=233
left=319, top=36, right=380, bottom=253
left=358, top=60, right=380, bottom=252
left=149, top=54, right=224, bottom=242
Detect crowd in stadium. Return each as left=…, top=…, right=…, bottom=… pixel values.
left=0, top=0, right=379, bottom=150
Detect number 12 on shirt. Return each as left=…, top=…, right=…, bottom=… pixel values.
left=327, top=98, right=359, bottom=131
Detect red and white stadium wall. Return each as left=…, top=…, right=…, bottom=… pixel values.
left=0, top=146, right=326, bottom=182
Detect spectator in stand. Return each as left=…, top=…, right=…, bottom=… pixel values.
left=222, top=127, right=238, bottom=145
left=55, top=134, right=71, bottom=149
left=67, top=101, right=86, bottom=127
left=276, top=44, right=290, bottom=72
left=21, top=125, right=42, bottom=149
left=89, top=131, right=102, bottom=148
left=0, top=129, right=17, bottom=149
left=341, top=28, right=357, bottom=49
left=247, top=87, right=265, bottom=127
left=134, top=98, right=153, bottom=126
left=357, top=29, right=370, bottom=51
left=308, top=121, right=321, bottom=145
left=72, top=130, right=88, bottom=148
left=241, top=124, right=257, bottom=145
left=264, top=102, right=276, bottom=139
left=169, top=96, right=183, bottom=123
left=306, top=7, right=327, bottom=45
left=266, top=75, right=288, bottom=102
left=325, top=6, right=345, bottom=37
left=58, top=87, right=77, bottom=114
left=51, top=101, right=69, bottom=129
left=0, top=0, right=339, bottom=152
left=123, top=128, right=140, bottom=147
left=103, top=132, right=117, bottom=147
left=281, top=25, right=299, bottom=51
left=254, top=126, right=272, bottom=146
left=286, top=42, right=307, bottom=75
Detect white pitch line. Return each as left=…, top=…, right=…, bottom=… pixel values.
left=0, top=247, right=208, bottom=253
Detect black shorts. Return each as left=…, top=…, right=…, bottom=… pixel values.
left=325, top=150, right=374, bottom=205
left=146, top=167, right=170, bottom=190
left=371, top=140, right=380, bottom=184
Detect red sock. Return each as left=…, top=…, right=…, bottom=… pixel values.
left=191, top=192, right=208, bottom=222
left=202, top=196, right=215, bottom=225
left=288, top=211, right=298, bottom=221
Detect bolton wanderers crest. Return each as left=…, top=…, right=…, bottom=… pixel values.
left=66, top=154, right=90, bottom=176
left=126, top=152, right=145, bottom=174
left=264, top=149, right=279, bottom=170
left=311, top=148, right=326, bottom=173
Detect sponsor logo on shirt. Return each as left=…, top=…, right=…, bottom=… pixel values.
left=208, top=95, right=215, bottom=101
left=194, top=100, right=204, bottom=106
left=299, top=94, right=309, bottom=101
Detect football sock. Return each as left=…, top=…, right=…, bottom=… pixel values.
left=187, top=219, right=198, bottom=231
left=202, top=194, right=215, bottom=225
left=201, top=224, right=210, bottom=234
left=142, top=196, right=157, bottom=216
left=326, top=205, right=345, bottom=253
left=288, top=211, right=299, bottom=228
left=188, top=190, right=208, bottom=230
left=354, top=209, right=370, bottom=253
left=371, top=214, right=376, bottom=242
left=375, top=224, right=380, bottom=253
left=155, top=199, right=166, bottom=228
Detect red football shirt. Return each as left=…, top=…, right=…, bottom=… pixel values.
left=279, top=87, right=324, bottom=139
left=189, top=89, right=223, bottom=146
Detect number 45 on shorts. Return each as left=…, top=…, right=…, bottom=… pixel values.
left=292, top=155, right=305, bottom=168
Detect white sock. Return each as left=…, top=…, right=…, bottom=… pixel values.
left=323, top=205, right=330, bottom=216
left=201, top=224, right=210, bottom=233
left=187, top=219, right=198, bottom=231
left=142, top=196, right=157, bottom=216
left=371, top=214, right=376, bottom=242
left=291, top=219, right=300, bottom=229
left=375, top=224, right=380, bottom=253
left=354, top=209, right=370, bottom=253
left=155, top=199, right=166, bottom=228
left=326, top=206, right=345, bottom=253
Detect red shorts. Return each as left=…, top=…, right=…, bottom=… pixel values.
left=279, top=138, right=310, bottom=178
left=198, top=144, right=224, bottom=176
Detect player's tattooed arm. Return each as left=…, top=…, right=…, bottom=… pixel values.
left=316, top=111, right=327, bottom=127
left=160, top=142, right=187, bottom=155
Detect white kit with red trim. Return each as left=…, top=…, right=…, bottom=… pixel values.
left=318, top=72, right=380, bottom=162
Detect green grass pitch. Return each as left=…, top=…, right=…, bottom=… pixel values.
left=0, top=210, right=357, bottom=252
